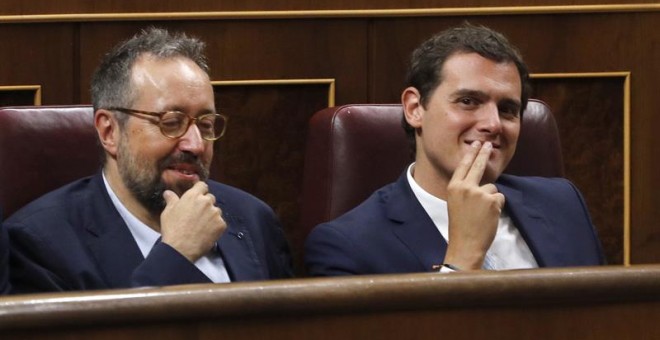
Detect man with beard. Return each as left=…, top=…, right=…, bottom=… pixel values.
left=4, top=28, right=293, bottom=293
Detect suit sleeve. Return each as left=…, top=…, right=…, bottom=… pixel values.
left=7, top=221, right=79, bottom=293
left=135, top=199, right=294, bottom=284
left=305, top=223, right=363, bottom=276
left=7, top=219, right=212, bottom=292
left=131, top=241, right=212, bottom=287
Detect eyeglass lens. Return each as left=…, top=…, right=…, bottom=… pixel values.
left=160, top=111, right=226, bottom=139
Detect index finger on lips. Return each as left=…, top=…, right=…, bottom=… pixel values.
left=451, top=140, right=482, bottom=182
left=464, top=141, right=492, bottom=185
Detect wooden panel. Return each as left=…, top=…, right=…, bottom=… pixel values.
left=0, top=86, right=41, bottom=106
left=532, top=76, right=626, bottom=265
left=77, top=20, right=367, bottom=104
left=0, top=24, right=75, bottom=104
left=1, top=1, right=658, bottom=15
left=2, top=265, right=660, bottom=338
left=5, top=303, right=660, bottom=339
left=211, top=81, right=332, bottom=272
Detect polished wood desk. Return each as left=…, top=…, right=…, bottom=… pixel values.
left=1, top=265, right=659, bottom=339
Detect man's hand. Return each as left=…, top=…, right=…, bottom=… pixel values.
left=443, top=141, right=505, bottom=270
left=160, top=181, right=226, bottom=262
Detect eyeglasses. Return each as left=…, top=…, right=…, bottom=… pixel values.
left=107, top=107, right=228, bottom=141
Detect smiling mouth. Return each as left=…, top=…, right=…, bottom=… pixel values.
left=168, top=164, right=200, bottom=176
left=175, top=169, right=196, bottom=175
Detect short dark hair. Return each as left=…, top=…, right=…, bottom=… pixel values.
left=90, top=27, right=209, bottom=126
left=402, top=23, right=531, bottom=153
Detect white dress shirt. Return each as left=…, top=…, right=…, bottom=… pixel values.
left=406, top=164, right=538, bottom=270
left=102, top=173, right=231, bottom=283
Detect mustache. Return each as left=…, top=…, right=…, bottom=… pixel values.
left=158, top=152, right=209, bottom=179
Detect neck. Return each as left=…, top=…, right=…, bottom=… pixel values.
left=411, top=159, right=451, bottom=201
left=103, top=161, right=161, bottom=232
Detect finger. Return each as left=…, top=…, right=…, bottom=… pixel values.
left=451, top=140, right=481, bottom=182
left=193, top=181, right=209, bottom=193
left=494, top=192, right=505, bottom=211
left=465, top=141, right=492, bottom=184
left=182, top=181, right=209, bottom=198
left=212, top=206, right=224, bottom=219
left=481, top=183, right=499, bottom=194
left=163, top=190, right=179, bottom=206
left=205, top=192, right=217, bottom=206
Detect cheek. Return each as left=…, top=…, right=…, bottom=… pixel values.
left=422, top=120, right=463, bottom=155
left=202, top=144, right=214, bottom=163
left=498, top=124, right=520, bottom=164
left=503, top=121, right=521, bottom=140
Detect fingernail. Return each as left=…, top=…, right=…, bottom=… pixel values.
left=484, top=141, right=492, bottom=149
left=471, top=140, right=481, bottom=148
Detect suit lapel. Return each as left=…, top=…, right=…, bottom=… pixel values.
left=378, top=173, right=568, bottom=270
left=216, top=203, right=265, bottom=281
left=386, top=173, right=447, bottom=272
left=83, top=174, right=145, bottom=288
left=496, top=180, right=561, bottom=267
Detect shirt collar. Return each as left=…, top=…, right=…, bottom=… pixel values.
left=101, top=171, right=160, bottom=258
left=406, top=163, right=449, bottom=241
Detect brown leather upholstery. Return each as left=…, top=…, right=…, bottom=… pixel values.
left=299, top=99, right=563, bottom=243
left=0, top=105, right=98, bottom=217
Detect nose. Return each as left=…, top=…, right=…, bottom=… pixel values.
left=178, top=123, right=206, bottom=155
left=477, top=103, right=503, bottom=135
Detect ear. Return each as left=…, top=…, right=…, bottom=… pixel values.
left=401, top=86, right=424, bottom=129
left=95, top=109, right=120, bottom=157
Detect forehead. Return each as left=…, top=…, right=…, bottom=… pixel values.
left=131, top=55, right=210, bottom=88
left=438, top=52, right=521, bottom=97
left=129, top=55, right=214, bottom=110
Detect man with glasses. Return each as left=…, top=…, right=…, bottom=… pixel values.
left=5, top=28, right=293, bottom=293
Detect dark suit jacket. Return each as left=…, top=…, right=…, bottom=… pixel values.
left=5, top=173, right=293, bottom=293
left=305, top=172, right=605, bottom=276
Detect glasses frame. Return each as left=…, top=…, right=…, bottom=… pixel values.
left=106, top=107, right=228, bottom=141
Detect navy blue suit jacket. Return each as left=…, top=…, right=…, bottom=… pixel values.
left=5, top=173, right=293, bottom=293
left=305, top=172, right=605, bottom=276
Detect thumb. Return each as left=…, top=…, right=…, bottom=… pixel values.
left=162, top=189, right=179, bottom=206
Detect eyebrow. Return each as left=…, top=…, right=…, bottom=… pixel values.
left=452, top=89, right=522, bottom=109
left=166, top=107, right=217, bottom=116
left=452, top=89, right=488, bottom=100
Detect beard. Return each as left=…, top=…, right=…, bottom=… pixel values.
left=117, top=138, right=210, bottom=215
